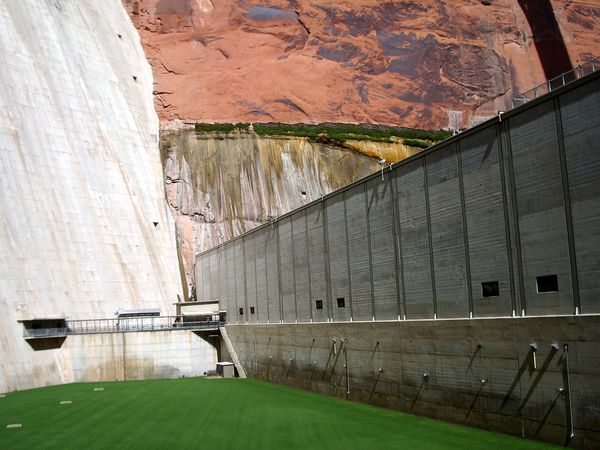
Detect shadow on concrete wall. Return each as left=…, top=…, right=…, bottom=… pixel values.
left=518, top=346, right=559, bottom=413
left=502, top=349, right=535, bottom=410
left=410, top=377, right=427, bottom=412
left=26, top=337, right=66, bottom=351
left=517, top=0, right=573, bottom=79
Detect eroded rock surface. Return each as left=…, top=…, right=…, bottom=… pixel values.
left=124, top=0, right=600, bottom=129
left=161, top=130, right=381, bottom=292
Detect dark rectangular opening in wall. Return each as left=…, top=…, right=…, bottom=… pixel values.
left=315, top=300, right=323, bottom=310
left=337, top=297, right=345, bottom=308
left=537, top=275, right=559, bottom=293
left=21, top=318, right=67, bottom=333
left=239, top=308, right=244, bottom=315
left=481, top=281, right=499, bottom=298
left=250, top=307, right=255, bottom=314
left=20, top=318, right=68, bottom=349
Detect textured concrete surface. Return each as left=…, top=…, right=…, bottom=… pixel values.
left=197, top=71, right=600, bottom=324
left=225, top=315, right=600, bottom=448
left=0, top=1, right=183, bottom=392
left=69, top=331, right=217, bottom=382
left=4, top=330, right=216, bottom=390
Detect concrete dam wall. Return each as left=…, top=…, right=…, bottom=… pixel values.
left=197, top=72, right=600, bottom=446
left=0, top=0, right=192, bottom=392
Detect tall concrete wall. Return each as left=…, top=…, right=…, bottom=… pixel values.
left=0, top=1, right=184, bottom=392
left=196, top=72, right=600, bottom=447
left=197, top=71, right=600, bottom=324
left=225, top=316, right=600, bottom=447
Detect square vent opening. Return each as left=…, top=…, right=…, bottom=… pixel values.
left=537, top=275, right=559, bottom=293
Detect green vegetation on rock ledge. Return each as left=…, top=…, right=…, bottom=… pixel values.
left=194, top=122, right=451, bottom=147
left=193, top=123, right=251, bottom=133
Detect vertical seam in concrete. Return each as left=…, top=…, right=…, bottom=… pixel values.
left=242, top=237, right=248, bottom=324
left=199, top=254, right=204, bottom=301
left=389, top=169, right=405, bottom=319
left=122, top=332, right=126, bottom=381
left=209, top=254, right=213, bottom=302
left=513, top=319, right=525, bottom=428
left=216, top=250, right=220, bottom=317
left=276, top=222, right=283, bottom=323
left=504, top=120, right=527, bottom=315
left=233, top=244, right=239, bottom=324
left=253, top=235, right=259, bottom=323
left=496, top=122, right=517, bottom=317
left=343, top=191, right=354, bottom=320
left=456, top=141, right=474, bottom=318
left=265, top=229, right=272, bottom=323
left=323, top=199, right=333, bottom=321
left=553, top=97, right=581, bottom=314
left=423, top=158, right=437, bottom=319
left=291, top=218, right=298, bottom=322
left=305, top=209, right=313, bottom=322
left=226, top=247, right=233, bottom=324
left=364, top=182, right=376, bottom=320
left=225, top=251, right=230, bottom=319
left=218, top=248, right=224, bottom=320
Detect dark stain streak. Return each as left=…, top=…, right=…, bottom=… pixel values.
left=216, top=48, right=229, bottom=59
left=295, top=11, right=311, bottom=35
left=276, top=98, right=308, bottom=116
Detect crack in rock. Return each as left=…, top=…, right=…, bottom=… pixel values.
left=295, top=11, right=311, bottom=35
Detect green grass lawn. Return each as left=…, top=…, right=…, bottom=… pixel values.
left=0, top=378, right=556, bottom=450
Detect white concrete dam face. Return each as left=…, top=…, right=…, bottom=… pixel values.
left=0, top=0, right=187, bottom=392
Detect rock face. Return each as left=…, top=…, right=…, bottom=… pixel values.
left=161, top=130, right=382, bottom=292
left=0, top=0, right=184, bottom=392
left=124, top=0, right=600, bottom=129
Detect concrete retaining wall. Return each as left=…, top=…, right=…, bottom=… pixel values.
left=225, top=316, right=600, bottom=448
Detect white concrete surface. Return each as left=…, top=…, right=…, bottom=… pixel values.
left=69, top=331, right=217, bottom=382
left=0, top=0, right=184, bottom=392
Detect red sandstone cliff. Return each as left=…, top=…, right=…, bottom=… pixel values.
left=124, top=0, right=599, bottom=129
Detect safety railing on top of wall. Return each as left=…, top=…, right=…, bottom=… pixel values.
left=512, top=56, right=598, bottom=108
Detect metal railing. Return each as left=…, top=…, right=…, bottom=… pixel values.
left=22, top=327, right=69, bottom=338
left=23, top=316, right=224, bottom=339
left=512, top=57, right=599, bottom=108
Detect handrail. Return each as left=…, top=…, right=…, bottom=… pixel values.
left=512, top=56, right=599, bottom=108
left=23, top=316, right=225, bottom=338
